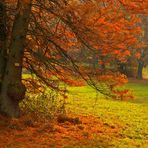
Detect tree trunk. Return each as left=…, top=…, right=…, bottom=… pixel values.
left=137, top=49, right=145, bottom=80
left=0, top=1, right=7, bottom=91
left=137, top=60, right=144, bottom=79
left=0, top=0, right=32, bottom=118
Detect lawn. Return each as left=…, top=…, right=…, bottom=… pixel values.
left=67, top=79, right=148, bottom=147
left=21, top=72, right=148, bottom=147
left=143, top=67, right=148, bottom=79
left=0, top=78, right=147, bottom=147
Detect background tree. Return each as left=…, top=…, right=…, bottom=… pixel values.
left=136, top=15, right=148, bottom=79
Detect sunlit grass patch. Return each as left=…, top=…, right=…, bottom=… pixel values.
left=19, top=74, right=148, bottom=147
left=143, top=67, right=148, bottom=79
left=66, top=80, right=148, bottom=147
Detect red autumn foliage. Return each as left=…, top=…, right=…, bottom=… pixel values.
left=22, top=0, right=146, bottom=93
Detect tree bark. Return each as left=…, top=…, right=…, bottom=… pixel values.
left=137, top=60, right=144, bottom=79
left=0, top=0, right=7, bottom=92
left=0, top=0, right=32, bottom=118
left=137, top=49, right=145, bottom=80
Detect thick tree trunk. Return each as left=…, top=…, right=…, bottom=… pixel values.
left=0, top=0, right=32, bottom=118
left=0, top=1, right=7, bottom=91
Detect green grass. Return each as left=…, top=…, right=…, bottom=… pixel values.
left=22, top=72, right=148, bottom=147
left=66, top=81, right=148, bottom=147
left=125, top=81, right=148, bottom=105
left=143, top=67, right=148, bottom=79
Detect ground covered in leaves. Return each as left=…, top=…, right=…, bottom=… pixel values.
left=0, top=113, right=123, bottom=147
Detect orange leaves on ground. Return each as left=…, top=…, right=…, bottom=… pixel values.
left=0, top=113, right=122, bottom=147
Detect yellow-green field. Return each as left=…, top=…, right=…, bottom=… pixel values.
left=67, top=79, right=148, bottom=147
left=20, top=71, right=148, bottom=148
left=143, top=67, right=148, bottom=79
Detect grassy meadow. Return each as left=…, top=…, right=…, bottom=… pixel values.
left=66, top=79, right=148, bottom=147
left=22, top=70, right=148, bottom=147
left=0, top=72, right=147, bottom=147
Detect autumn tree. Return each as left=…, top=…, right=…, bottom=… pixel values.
left=0, top=0, right=147, bottom=117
